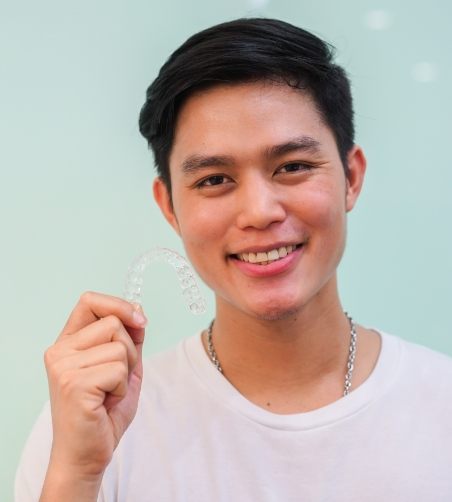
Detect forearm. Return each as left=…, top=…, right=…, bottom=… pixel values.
left=39, top=463, right=103, bottom=502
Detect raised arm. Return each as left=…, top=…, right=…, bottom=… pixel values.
left=38, top=292, right=147, bottom=502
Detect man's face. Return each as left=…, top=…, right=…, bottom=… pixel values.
left=154, top=81, right=365, bottom=321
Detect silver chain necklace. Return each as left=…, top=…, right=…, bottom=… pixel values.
left=206, top=311, right=357, bottom=397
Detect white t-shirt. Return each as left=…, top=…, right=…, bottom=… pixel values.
left=15, top=328, right=452, bottom=501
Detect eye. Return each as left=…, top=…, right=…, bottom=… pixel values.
left=278, top=162, right=314, bottom=173
left=196, top=175, right=231, bottom=188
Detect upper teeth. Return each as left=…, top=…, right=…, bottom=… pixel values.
left=238, top=245, right=298, bottom=264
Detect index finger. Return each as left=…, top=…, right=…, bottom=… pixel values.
left=59, top=291, right=148, bottom=339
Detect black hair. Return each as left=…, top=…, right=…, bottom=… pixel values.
left=139, top=17, right=355, bottom=197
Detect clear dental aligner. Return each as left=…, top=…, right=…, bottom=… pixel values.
left=124, top=247, right=207, bottom=315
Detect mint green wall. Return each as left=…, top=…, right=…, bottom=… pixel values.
left=2, top=1, right=451, bottom=499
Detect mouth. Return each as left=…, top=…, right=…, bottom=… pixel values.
left=230, top=243, right=304, bottom=266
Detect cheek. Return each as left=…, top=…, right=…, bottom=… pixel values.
left=179, top=206, right=224, bottom=242
left=298, top=183, right=347, bottom=262
left=175, top=198, right=231, bottom=266
left=298, top=182, right=345, bottom=229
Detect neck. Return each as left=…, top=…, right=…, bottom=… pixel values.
left=205, top=277, right=355, bottom=411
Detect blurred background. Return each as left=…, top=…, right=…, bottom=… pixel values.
left=1, top=0, right=451, bottom=499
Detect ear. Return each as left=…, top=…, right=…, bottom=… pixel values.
left=153, top=177, right=181, bottom=235
left=344, top=144, right=367, bottom=213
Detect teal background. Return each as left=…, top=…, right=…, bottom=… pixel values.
left=1, top=0, right=451, bottom=499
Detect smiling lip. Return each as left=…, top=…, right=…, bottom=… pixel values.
left=230, top=243, right=305, bottom=278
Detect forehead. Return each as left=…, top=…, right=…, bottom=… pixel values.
left=169, top=81, right=335, bottom=171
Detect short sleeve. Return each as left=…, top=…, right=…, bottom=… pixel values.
left=15, top=401, right=53, bottom=501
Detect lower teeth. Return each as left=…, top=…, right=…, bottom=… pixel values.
left=257, top=257, right=281, bottom=265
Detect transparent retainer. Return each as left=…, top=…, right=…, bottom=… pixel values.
left=123, top=247, right=207, bottom=315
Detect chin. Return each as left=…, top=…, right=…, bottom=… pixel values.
left=254, top=309, right=300, bottom=322
left=249, top=300, right=302, bottom=322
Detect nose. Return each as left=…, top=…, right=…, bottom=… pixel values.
left=235, top=176, right=287, bottom=230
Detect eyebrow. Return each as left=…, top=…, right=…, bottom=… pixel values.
left=180, top=135, right=323, bottom=175
left=265, top=135, right=322, bottom=158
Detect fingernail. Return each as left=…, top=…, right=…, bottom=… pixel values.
left=132, top=304, right=148, bottom=327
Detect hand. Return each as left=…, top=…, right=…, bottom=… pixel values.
left=43, top=291, right=148, bottom=479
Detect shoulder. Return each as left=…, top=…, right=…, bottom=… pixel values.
left=398, top=334, right=452, bottom=373
left=374, top=327, right=452, bottom=370
left=123, top=333, right=205, bottom=443
left=400, top=335, right=452, bottom=390
left=138, top=333, right=201, bottom=403
left=379, top=329, right=452, bottom=394
left=142, top=335, right=192, bottom=378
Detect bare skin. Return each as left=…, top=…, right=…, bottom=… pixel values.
left=40, top=81, right=377, bottom=500
left=154, top=81, right=378, bottom=416
left=201, top=319, right=382, bottom=414
left=39, top=292, right=147, bottom=502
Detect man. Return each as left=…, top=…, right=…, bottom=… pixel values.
left=16, top=17, right=452, bottom=501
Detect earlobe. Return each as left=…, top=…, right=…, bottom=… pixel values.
left=345, top=145, right=367, bottom=213
left=153, top=177, right=181, bottom=235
